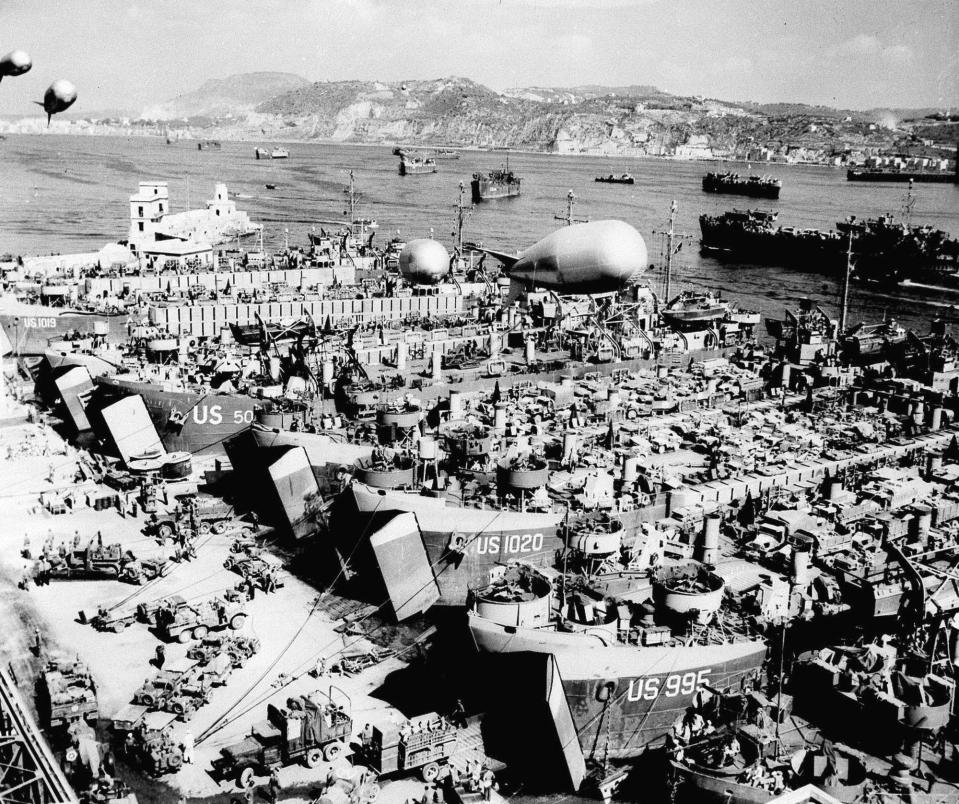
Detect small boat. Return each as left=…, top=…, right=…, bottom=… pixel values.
left=435, top=149, right=460, bottom=160
left=595, top=173, right=635, bottom=184
left=265, top=184, right=277, bottom=190
left=197, top=140, right=221, bottom=151
left=271, top=147, right=289, bottom=159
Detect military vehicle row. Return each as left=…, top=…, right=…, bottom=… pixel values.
left=40, top=543, right=166, bottom=584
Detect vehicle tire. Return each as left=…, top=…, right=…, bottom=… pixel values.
left=238, top=766, right=257, bottom=789
left=193, top=625, right=209, bottom=640
left=167, top=753, right=182, bottom=771
left=305, top=748, right=323, bottom=768
left=198, top=521, right=211, bottom=535
left=111, top=622, right=125, bottom=633
left=224, top=557, right=235, bottom=570
left=157, top=523, right=174, bottom=542
left=177, top=630, right=191, bottom=644
left=140, top=693, right=155, bottom=707
left=171, top=701, right=185, bottom=716
left=212, top=521, right=227, bottom=535
left=323, top=741, right=343, bottom=763
left=360, top=782, right=381, bottom=803
left=420, top=762, right=440, bottom=782
left=229, top=614, right=247, bottom=630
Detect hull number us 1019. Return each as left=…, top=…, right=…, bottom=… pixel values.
left=626, top=669, right=711, bottom=702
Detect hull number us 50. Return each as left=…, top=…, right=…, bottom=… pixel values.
left=627, top=669, right=711, bottom=701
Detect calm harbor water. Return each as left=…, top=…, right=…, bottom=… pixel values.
left=2, top=133, right=958, bottom=333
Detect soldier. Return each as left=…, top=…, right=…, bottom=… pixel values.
left=267, top=768, right=281, bottom=804
left=32, top=626, right=42, bottom=656
left=182, top=730, right=195, bottom=764
left=21, top=534, right=30, bottom=559
left=155, top=644, right=166, bottom=670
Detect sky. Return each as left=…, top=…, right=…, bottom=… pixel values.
left=0, top=0, right=955, bottom=115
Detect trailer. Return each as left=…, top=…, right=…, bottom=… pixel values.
left=217, top=689, right=353, bottom=788
left=44, top=543, right=137, bottom=581
left=132, top=658, right=202, bottom=709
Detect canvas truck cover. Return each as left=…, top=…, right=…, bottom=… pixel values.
left=369, top=512, right=440, bottom=621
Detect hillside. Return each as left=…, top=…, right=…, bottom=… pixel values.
left=62, top=73, right=955, bottom=166
left=141, top=71, right=310, bottom=120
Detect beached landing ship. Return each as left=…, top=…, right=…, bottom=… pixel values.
left=468, top=563, right=767, bottom=759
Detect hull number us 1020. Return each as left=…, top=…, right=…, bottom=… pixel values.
left=474, top=533, right=544, bottom=555
left=626, top=669, right=711, bottom=701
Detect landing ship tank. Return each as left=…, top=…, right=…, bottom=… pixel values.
left=399, top=239, right=449, bottom=285
left=483, top=220, right=648, bottom=295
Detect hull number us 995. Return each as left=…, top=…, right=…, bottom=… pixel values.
left=627, top=669, right=711, bottom=701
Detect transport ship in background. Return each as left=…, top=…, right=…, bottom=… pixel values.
left=702, top=171, right=781, bottom=199
left=699, top=207, right=959, bottom=285
left=471, top=153, right=522, bottom=201
left=399, top=155, right=437, bottom=175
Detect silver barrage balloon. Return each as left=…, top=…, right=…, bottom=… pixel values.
left=399, top=238, right=450, bottom=285
left=36, top=79, right=77, bottom=125
left=0, top=49, right=32, bottom=82
left=483, top=219, right=648, bottom=295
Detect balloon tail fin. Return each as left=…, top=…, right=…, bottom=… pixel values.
left=47, top=113, right=52, bottom=126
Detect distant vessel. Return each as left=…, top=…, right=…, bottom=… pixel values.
left=595, top=173, right=634, bottom=185
left=660, top=290, right=732, bottom=327
left=399, top=155, right=436, bottom=176
left=255, top=147, right=289, bottom=160
left=434, top=149, right=460, bottom=160
left=471, top=153, right=521, bottom=201
left=702, top=171, right=781, bottom=199
left=847, top=150, right=958, bottom=184
left=197, top=140, right=221, bottom=151
left=698, top=207, right=959, bottom=284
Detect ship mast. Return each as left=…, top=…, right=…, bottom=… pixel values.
left=839, top=230, right=854, bottom=333
left=900, top=177, right=915, bottom=228
left=452, top=181, right=473, bottom=253
left=554, top=190, right=587, bottom=227
left=654, top=200, right=689, bottom=302
left=347, top=169, right=357, bottom=233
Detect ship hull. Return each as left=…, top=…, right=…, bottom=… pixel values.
left=471, top=178, right=521, bottom=202
left=92, top=376, right=262, bottom=455
left=1, top=310, right=130, bottom=356
left=469, top=612, right=767, bottom=758
left=345, top=482, right=564, bottom=605
left=702, top=177, right=780, bottom=199
left=847, top=169, right=957, bottom=184
left=399, top=162, right=436, bottom=176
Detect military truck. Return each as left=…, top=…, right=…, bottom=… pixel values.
left=217, top=690, right=353, bottom=788
left=356, top=712, right=457, bottom=782
left=156, top=590, right=248, bottom=642
left=39, top=660, right=99, bottom=728
left=146, top=496, right=236, bottom=542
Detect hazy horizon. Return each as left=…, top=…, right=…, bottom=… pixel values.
left=0, top=0, right=956, bottom=117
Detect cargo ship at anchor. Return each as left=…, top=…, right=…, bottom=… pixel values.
left=702, top=171, right=781, bottom=199
left=399, top=155, right=436, bottom=175
left=467, top=562, right=767, bottom=759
